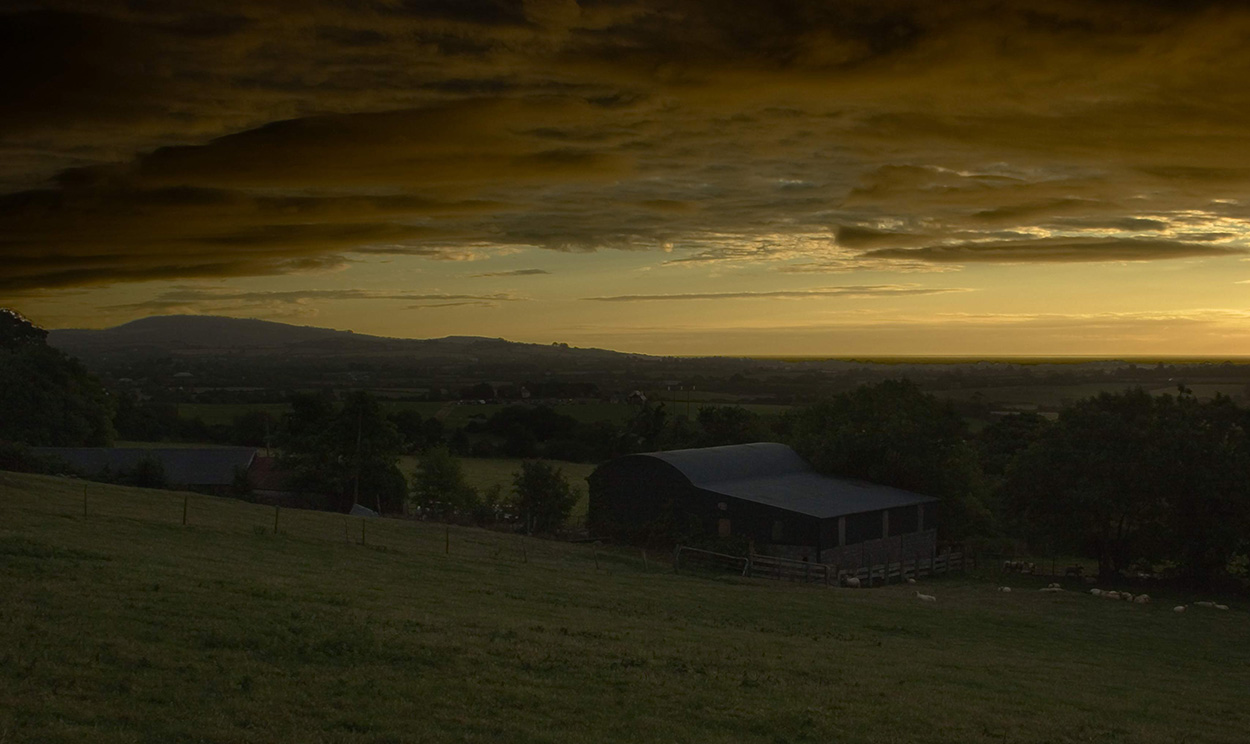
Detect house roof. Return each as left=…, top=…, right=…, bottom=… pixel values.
left=632, top=442, right=938, bottom=519
left=33, top=447, right=256, bottom=487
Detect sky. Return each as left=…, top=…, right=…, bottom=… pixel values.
left=5, top=0, right=1250, bottom=356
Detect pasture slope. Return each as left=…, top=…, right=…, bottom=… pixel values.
left=2, top=471, right=1249, bottom=744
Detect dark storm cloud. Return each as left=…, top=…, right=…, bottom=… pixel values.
left=5, top=0, right=1250, bottom=293
left=469, top=269, right=552, bottom=277
left=864, top=238, right=1247, bottom=264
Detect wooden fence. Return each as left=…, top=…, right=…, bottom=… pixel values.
left=673, top=544, right=965, bottom=586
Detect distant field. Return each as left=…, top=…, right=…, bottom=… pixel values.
left=3, top=470, right=1248, bottom=743
left=932, top=382, right=1247, bottom=408
left=180, top=400, right=790, bottom=427
left=401, top=456, right=598, bottom=523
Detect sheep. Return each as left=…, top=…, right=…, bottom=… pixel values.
left=1173, top=605, right=1186, bottom=613
left=996, top=586, right=1012, bottom=593
left=1133, top=594, right=1151, bottom=604
left=906, top=578, right=916, bottom=585
left=1120, top=592, right=1135, bottom=602
left=915, top=591, right=937, bottom=602
left=1090, top=588, right=1103, bottom=596
left=1214, top=604, right=1229, bottom=611
left=844, top=576, right=861, bottom=589
left=1047, top=582, right=1061, bottom=589
left=1195, top=601, right=1215, bottom=608
left=1040, top=586, right=1063, bottom=593
left=1104, top=591, right=1121, bottom=600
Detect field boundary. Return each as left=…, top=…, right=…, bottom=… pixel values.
left=673, top=544, right=965, bottom=586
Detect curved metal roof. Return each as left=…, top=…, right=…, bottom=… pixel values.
left=628, top=442, right=937, bottom=519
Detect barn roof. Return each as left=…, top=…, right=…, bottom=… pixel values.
left=631, top=442, right=937, bottom=519
left=33, top=447, right=256, bottom=487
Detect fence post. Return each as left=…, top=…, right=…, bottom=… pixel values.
left=641, top=548, right=648, bottom=570
left=673, top=546, right=682, bottom=573
left=593, top=544, right=600, bottom=571
left=522, top=536, right=528, bottom=564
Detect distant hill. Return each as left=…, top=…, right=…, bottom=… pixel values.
left=47, top=315, right=650, bottom=365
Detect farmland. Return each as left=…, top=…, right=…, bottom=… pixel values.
left=3, top=471, right=1249, bottom=743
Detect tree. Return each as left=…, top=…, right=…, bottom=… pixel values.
left=0, top=309, right=114, bottom=446
left=0, top=309, right=48, bottom=350
left=280, top=391, right=405, bottom=513
left=512, top=460, right=577, bottom=534
left=786, top=379, right=991, bottom=540
left=1001, top=389, right=1250, bottom=585
left=695, top=405, right=765, bottom=447
left=409, top=446, right=479, bottom=520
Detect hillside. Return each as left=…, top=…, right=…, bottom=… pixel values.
left=48, top=315, right=648, bottom=364
left=3, top=470, right=1249, bottom=743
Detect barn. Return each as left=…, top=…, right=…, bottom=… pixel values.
left=33, top=447, right=256, bottom=496
left=587, top=442, right=939, bottom=565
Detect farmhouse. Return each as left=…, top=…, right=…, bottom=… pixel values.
left=588, top=442, right=939, bottom=566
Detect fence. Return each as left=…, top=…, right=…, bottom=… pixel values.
left=674, top=543, right=965, bottom=586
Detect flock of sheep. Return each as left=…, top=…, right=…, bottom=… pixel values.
left=836, top=569, right=1235, bottom=612
left=900, top=581, right=1233, bottom=611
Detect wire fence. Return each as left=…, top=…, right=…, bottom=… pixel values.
left=0, top=470, right=609, bottom=572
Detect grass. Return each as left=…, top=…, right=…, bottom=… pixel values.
left=4, top=471, right=1250, bottom=743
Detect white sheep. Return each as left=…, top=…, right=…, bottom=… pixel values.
left=906, top=578, right=916, bottom=585
left=1121, top=592, right=1135, bottom=602
left=1104, top=591, right=1121, bottom=600
left=1195, top=601, right=1215, bottom=608
left=996, top=586, right=1012, bottom=593
left=1047, top=582, right=1060, bottom=589
left=1040, top=586, right=1063, bottom=593
left=1173, top=605, right=1186, bottom=613
left=1133, top=594, right=1151, bottom=604
left=915, top=591, right=937, bottom=602
left=844, top=576, right=861, bottom=588
left=1090, top=588, right=1103, bottom=596
left=1214, top=604, right=1229, bottom=611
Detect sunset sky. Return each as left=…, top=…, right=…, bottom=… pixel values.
left=6, top=0, right=1250, bottom=356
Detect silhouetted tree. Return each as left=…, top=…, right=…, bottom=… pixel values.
left=786, top=380, right=991, bottom=541
left=409, top=446, right=479, bottom=520
left=512, top=460, right=577, bottom=534
left=0, top=309, right=114, bottom=446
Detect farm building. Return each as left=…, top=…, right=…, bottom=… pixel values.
left=588, top=442, right=939, bottom=566
left=33, top=447, right=256, bottom=496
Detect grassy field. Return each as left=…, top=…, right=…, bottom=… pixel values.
left=932, top=382, right=1248, bottom=409
left=179, top=400, right=792, bottom=428
left=3, top=471, right=1249, bottom=743
left=403, top=457, right=599, bottom=523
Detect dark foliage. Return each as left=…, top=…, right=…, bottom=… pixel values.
left=0, top=310, right=114, bottom=446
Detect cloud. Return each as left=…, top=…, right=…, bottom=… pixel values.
left=106, top=287, right=525, bottom=314
left=6, top=0, right=1250, bottom=297
left=582, top=284, right=970, bottom=302
left=469, top=268, right=552, bottom=277
left=861, top=238, right=1248, bottom=264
